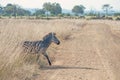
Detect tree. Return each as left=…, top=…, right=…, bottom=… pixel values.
left=0, top=5, right=3, bottom=15
left=34, top=9, right=45, bottom=16
left=4, top=4, right=14, bottom=16
left=17, top=8, right=31, bottom=16
left=13, top=5, right=17, bottom=18
left=102, top=4, right=112, bottom=16
left=4, top=4, right=19, bottom=18
left=114, top=13, right=120, bottom=16
left=43, top=2, right=62, bottom=15
left=3, top=3, right=31, bottom=17
left=51, top=3, right=62, bottom=15
left=0, top=5, right=3, bottom=18
left=43, top=2, right=52, bottom=12
left=72, top=5, right=85, bottom=15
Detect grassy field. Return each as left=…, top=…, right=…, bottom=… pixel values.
left=0, top=19, right=86, bottom=80
left=0, top=19, right=120, bottom=80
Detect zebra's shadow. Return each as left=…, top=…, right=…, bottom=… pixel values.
left=40, top=65, right=99, bottom=70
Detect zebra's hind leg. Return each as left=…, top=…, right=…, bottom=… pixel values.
left=36, top=54, right=45, bottom=68
left=36, top=54, right=40, bottom=64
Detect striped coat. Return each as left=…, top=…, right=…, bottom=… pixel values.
left=22, top=32, right=60, bottom=66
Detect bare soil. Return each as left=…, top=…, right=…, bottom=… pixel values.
left=36, top=21, right=120, bottom=80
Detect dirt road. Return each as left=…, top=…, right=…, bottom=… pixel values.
left=36, top=21, right=120, bottom=80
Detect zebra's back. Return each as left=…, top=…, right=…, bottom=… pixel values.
left=23, top=41, right=42, bottom=53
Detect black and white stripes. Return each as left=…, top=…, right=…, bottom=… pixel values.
left=22, top=32, right=60, bottom=66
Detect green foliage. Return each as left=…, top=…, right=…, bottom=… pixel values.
left=50, top=13, right=55, bottom=17
left=33, top=9, right=45, bottom=16
left=4, top=4, right=15, bottom=16
left=17, top=8, right=31, bottom=16
left=0, top=5, right=3, bottom=15
left=58, top=13, right=64, bottom=17
left=65, top=13, right=71, bottom=16
left=114, top=13, right=120, bottom=16
left=113, top=16, right=120, bottom=20
left=43, top=2, right=62, bottom=15
left=115, top=17, right=120, bottom=20
left=43, top=2, right=52, bottom=11
left=72, top=5, right=85, bottom=15
left=86, top=12, right=97, bottom=16
left=102, top=4, right=112, bottom=16
left=1, top=3, right=31, bottom=17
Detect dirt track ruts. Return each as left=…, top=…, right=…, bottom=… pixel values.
left=36, top=22, right=120, bottom=80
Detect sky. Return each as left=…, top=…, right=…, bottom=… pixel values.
left=0, top=0, right=120, bottom=11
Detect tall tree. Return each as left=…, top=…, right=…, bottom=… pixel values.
left=4, top=4, right=14, bottom=16
left=51, top=3, right=62, bottom=15
left=102, top=4, right=112, bottom=16
left=43, top=2, right=52, bottom=12
left=43, top=2, right=62, bottom=15
left=0, top=5, right=3, bottom=15
left=0, top=5, right=3, bottom=17
left=72, top=5, right=85, bottom=15
left=4, top=3, right=31, bottom=17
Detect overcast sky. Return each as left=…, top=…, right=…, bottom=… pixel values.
left=1, top=0, right=120, bottom=10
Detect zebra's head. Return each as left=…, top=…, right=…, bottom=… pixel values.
left=51, top=32, right=60, bottom=45
left=43, top=32, right=60, bottom=45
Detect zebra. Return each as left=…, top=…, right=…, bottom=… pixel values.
left=22, top=32, right=60, bottom=66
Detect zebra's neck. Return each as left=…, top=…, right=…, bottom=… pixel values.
left=42, top=37, right=52, bottom=48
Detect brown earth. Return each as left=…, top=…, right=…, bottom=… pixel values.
left=36, top=21, right=120, bottom=80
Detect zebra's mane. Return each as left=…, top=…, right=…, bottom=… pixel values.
left=43, top=33, right=51, bottom=40
left=42, top=32, right=56, bottom=41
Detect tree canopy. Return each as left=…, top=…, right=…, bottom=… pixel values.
left=33, top=9, right=45, bottom=16
left=0, top=5, right=3, bottom=15
left=102, top=4, right=112, bottom=16
left=43, top=2, right=62, bottom=15
left=1, top=3, right=31, bottom=17
left=72, top=5, right=85, bottom=15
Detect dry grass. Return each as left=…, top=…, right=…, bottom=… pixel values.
left=0, top=19, right=87, bottom=80
left=0, top=19, right=120, bottom=80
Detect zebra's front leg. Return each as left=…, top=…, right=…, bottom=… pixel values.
left=43, top=52, right=51, bottom=66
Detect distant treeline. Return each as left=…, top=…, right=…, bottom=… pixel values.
left=0, top=4, right=31, bottom=17
left=0, top=2, right=63, bottom=18
left=0, top=2, right=91, bottom=17
left=0, top=2, right=120, bottom=20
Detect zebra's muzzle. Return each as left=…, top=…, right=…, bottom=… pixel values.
left=57, top=41, right=60, bottom=45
